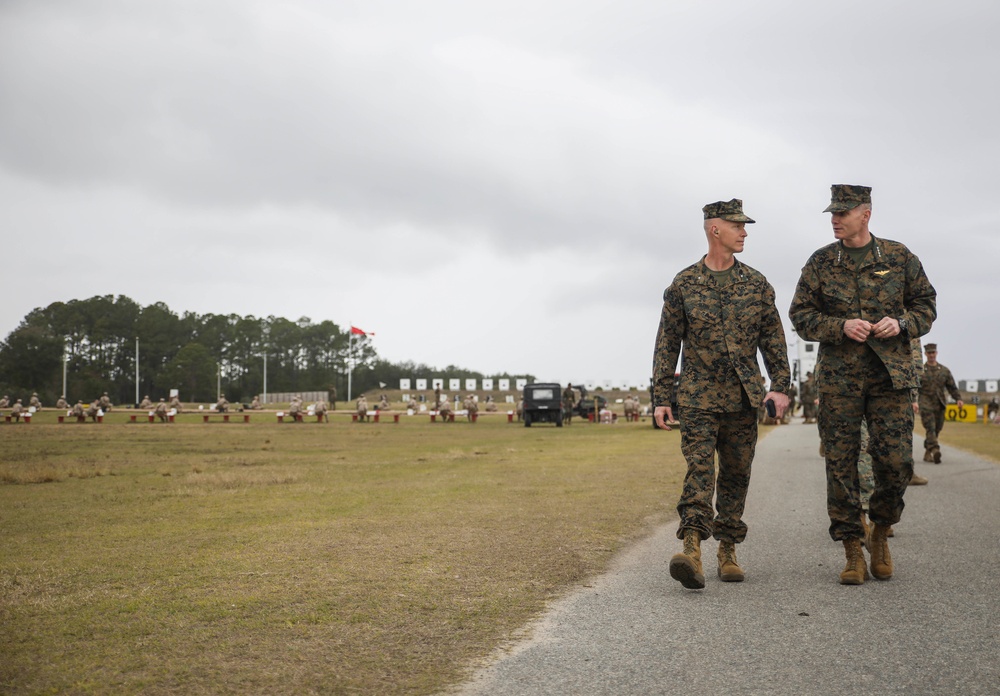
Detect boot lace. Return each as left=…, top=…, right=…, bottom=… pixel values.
left=683, top=532, right=699, bottom=555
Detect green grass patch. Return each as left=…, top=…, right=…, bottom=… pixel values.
left=1, top=416, right=687, bottom=694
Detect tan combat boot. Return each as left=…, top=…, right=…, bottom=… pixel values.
left=669, top=529, right=705, bottom=589
left=717, top=541, right=745, bottom=582
left=923, top=450, right=934, bottom=463
left=868, top=523, right=894, bottom=580
left=909, top=473, right=928, bottom=486
left=840, top=538, right=868, bottom=585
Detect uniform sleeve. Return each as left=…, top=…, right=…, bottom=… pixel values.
left=789, top=259, right=848, bottom=344
left=758, top=280, right=791, bottom=394
left=944, top=368, right=962, bottom=401
left=652, top=283, right=685, bottom=406
left=900, top=253, right=937, bottom=339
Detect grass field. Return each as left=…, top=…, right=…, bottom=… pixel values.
left=1, top=412, right=687, bottom=695
left=4, top=411, right=995, bottom=694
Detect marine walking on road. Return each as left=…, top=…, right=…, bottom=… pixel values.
left=653, top=198, right=791, bottom=590
left=917, top=343, right=963, bottom=464
left=789, top=184, right=937, bottom=585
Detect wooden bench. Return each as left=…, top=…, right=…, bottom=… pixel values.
left=279, top=413, right=332, bottom=423
left=351, top=411, right=399, bottom=423
left=202, top=413, right=250, bottom=423
left=430, top=412, right=455, bottom=422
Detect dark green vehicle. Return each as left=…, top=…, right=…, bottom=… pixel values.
left=572, top=393, right=608, bottom=420
left=522, top=383, right=564, bottom=427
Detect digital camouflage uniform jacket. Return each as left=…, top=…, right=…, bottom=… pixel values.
left=789, top=235, right=937, bottom=395
left=919, top=363, right=961, bottom=410
left=653, top=257, right=790, bottom=412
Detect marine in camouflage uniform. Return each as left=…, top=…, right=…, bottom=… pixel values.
left=918, top=343, right=963, bottom=463
left=653, top=199, right=791, bottom=589
left=799, top=372, right=817, bottom=422
left=790, top=184, right=936, bottom=584
left=562, top=384, right=576, bottom=425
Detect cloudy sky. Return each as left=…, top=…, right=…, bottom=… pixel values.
left=2, top=0, right=998, bottom=388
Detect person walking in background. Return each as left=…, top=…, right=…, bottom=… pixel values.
left=918, top=343, right=963, bottom=464
left=653, top=198, right=790, bottom=590
left=562, top=384, right=576, bottom=425
left=790, top=184, right=936, bottom=585
left=800, top=372, right=817, bottom=423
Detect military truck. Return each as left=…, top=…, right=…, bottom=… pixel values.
left=521, top=382, right=564, bottom=427
left=572, top=393, right=608, bottom=420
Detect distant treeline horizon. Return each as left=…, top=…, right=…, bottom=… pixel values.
left=0, top=295, right=533, bottom=405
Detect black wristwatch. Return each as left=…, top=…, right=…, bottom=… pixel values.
left=897, top=317, right=908, bottom=334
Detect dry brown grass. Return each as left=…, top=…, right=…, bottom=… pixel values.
left=1, top=413, right=689, bottom=694
left=934, top=420, right=1000, bottom=464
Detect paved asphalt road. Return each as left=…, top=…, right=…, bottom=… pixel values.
left=454, top=421, right=1000, bottom=696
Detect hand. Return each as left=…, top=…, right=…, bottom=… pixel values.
left=957, top=400, right=964, bottom=410
left=869, top=317, right=901, bottom=340
left=844, top=318, right=874, bottom=343
left=764, top=391, right=790, bottom=419
left=654, top=406, right=673, bottom=431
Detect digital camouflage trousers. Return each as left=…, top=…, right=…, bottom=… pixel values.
left=858, top=418, right=873, bottom=509
left=820, top=381, right=913, bottom=542
left=675, top=406, right=758, bottom=544
left=920, top=405, right=946, bottom=456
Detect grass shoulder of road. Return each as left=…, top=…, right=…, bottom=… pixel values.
left=2, top=415, right=694, bottom=695
left=935, top=420, right=1000, bottom=464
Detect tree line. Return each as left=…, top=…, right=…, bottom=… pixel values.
left=0, top=295, right=528, bottom=406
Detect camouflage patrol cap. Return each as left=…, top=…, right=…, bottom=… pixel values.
left=924, top=343, right=937, bottom=352
left=823, top=184, right=872, bottom=212
left=703, top=199, right=755, bottom=223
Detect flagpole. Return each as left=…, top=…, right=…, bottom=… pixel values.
left=347, top=328, right=353, bottom=403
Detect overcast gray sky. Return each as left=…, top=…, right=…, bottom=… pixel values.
left=2, top=0, right=998, bottom=388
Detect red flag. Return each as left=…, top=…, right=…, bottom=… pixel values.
left=351, top=326, right=374, bottom=336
